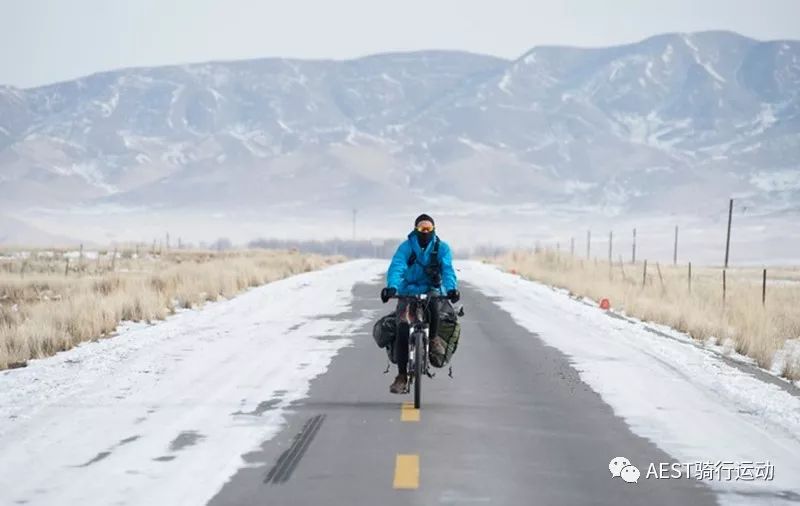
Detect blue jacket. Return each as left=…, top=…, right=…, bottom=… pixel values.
left=386, top=231, right=458, bottom=295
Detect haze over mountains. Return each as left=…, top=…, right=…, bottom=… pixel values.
left=1, top=31, right=798, bottom=260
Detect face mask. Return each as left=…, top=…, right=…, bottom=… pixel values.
left=416, top=230, right=432, bottom=248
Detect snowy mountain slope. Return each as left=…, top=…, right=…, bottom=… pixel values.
left=0, top=31, right=798, bottom=218
left=400, top=32, right=800, bottom=211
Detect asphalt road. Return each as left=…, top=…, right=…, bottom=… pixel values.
left=207, top=280, right=718, bottom=506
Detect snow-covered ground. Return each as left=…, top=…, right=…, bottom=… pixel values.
left=0, top=260, right=384, bottom=506
left=2, top=259, right=799, bottom=505
left=460, top=261, right=800, bottom=506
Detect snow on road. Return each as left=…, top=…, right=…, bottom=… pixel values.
left=0, top=260, right=384, bottom=506
left=460, top=261, right=800, bottom=505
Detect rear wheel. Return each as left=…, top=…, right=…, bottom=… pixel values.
left=413, top=331, right=423, bottom=409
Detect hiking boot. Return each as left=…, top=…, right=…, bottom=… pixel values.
left=430, top=336, right=446, bottom=357
left=390, top=374, right=408, bottom=394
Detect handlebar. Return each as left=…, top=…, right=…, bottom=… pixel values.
left=388, top=293, right=453, bottom=302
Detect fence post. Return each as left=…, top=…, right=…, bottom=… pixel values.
left=632, top=228, right=637, bottom=264
left=570, top=237, right=575, bottom=256
left=762, top=268, right=767, bottom=307
left=656, top=262, right=665, bottom=292
left=642, top=260, right=648, bottom=289
left=65, top=258, right=70, bottom=277
left=688, top=262, right=692, bottom=294
left=111, top=248, right=117, bottom=272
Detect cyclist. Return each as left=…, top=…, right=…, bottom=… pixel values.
left=380, top=214, right=460, bottom=394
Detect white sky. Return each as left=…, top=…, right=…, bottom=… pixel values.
left=1, top=0, right=799, bottom=88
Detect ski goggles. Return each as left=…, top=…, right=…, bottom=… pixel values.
left=415, top=223, right=435, bottom=233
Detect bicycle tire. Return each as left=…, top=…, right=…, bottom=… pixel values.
left=414, top=331, right=423, bottom=409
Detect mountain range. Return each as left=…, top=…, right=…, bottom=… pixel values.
left=1, top=30, right=798, bottom=247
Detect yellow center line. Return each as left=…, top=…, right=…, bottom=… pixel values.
left=393, top=454, right=420, bottom=489
left=401, top=402, right=420, bottom=422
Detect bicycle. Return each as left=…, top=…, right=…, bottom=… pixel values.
left=388, top=292, right=453, bottom=409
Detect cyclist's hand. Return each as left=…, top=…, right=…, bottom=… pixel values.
left=447, top=289, right=460, bottom=303
left=380, top=287, right=397, bottom=303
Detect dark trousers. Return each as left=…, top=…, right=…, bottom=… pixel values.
left=395, top=299, right=440, bottom=376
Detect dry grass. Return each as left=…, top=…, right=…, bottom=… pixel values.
left=0, top=248, right=343, bottom=370
left=493, top=250, right=800, bottom=381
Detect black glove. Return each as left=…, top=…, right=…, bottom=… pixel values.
left=380, top=287, right=397, bottom=303
left=447, top=289, right=460, bottom=303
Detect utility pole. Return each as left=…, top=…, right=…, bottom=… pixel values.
left=632, top=228, right=637, bottom=264
left=724, top=199, right=733, bottom=269
left=586, top=230, right=591, bottom=259
left=673, top=226, right=679, bottom=265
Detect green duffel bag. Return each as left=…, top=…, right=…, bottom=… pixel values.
left=430, top=302, right=461, bottom=368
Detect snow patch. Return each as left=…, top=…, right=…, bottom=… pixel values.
left=661, top=44, right=674, bottom=65
left=771, top=339, right=800, bottom=377
left=645, top=61, right=654, bottom=80
left=682, top=34, right=727, bottom=83
left=51, top=162, right=118, bottom=194
left=750, top=103, right=778, bottom=136
left=167, top=85, right=186, bottom=128
left=563, top=179, right=597, bottom=194
left=277, top=119, right=293, bottom=133
left=228, top=125, right=273, bottom=158
left=92, top=91, right=119, bottom=118
left=161, top=143, right=190, bottom=165
left=498, top=72, right=513, bottom=95
left=608, top=61, right=624, bottom=81
left=458, top=137, right=493, bottom=152
left=345, top=127, right=389, bottom=146
left=207, top=88, right=225, bottom=104
left=381, top=73, right=401, bottom=86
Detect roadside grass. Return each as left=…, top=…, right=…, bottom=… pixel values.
left=0, top=249, right=343, bottom=370
left=492, top=250, right=800, bottom=381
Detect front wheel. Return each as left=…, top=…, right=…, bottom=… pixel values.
left=413, top=331, right=423, bottom=409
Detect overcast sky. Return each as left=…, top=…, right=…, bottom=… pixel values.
left=1, top=0, right=799, bottom=88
